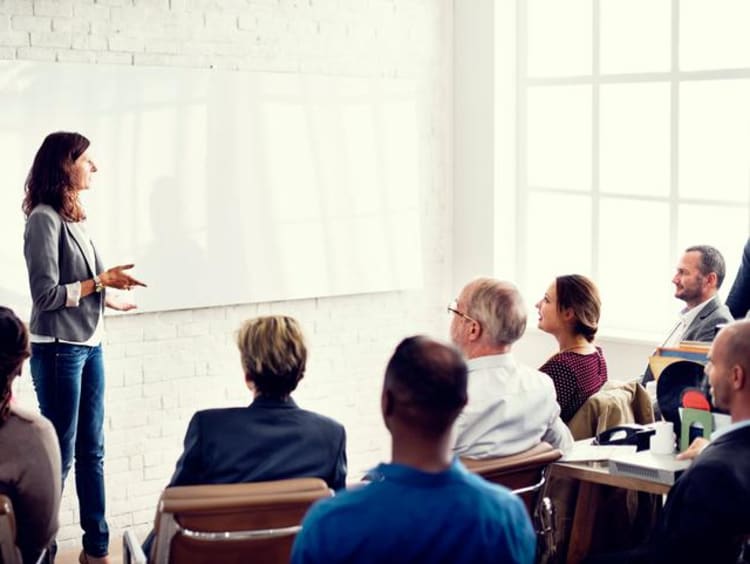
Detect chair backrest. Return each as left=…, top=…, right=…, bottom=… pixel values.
left=0, top=495, right=20, bottom=564
left=568, top=380, right=655, bottom=440
left=150, top=477, right=332, bottom=564
left=462, top=442, right=562, bottom=514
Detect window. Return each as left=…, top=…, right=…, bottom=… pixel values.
left=515, top=0, right=750, bottom=339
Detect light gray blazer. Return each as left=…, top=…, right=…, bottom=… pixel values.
left=24, top=204, right=104, bottom=342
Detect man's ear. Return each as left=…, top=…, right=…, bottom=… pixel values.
left=731, top=364, right=746, bottom=391
left=705, top=271, right=718, bottom=289
left=382, top=388, right=395, bottom=418
left=468, top=318, right=482, bottom=342
left=244, top=373, right=255, bottom=393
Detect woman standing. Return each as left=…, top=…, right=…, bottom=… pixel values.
left=22, top=132, right=146, bottom=564
left=535, top=274, right=607, bottom=422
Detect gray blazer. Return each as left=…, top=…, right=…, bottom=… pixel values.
left=682, top=294, right=734, bottom=342
left=642, top=294, right=734, bottom=385
left=24, top=204, right=104, bottom=342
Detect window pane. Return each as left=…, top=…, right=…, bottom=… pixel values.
left=679, top=80, right=750, bottom=203
left=524, top=191, right=592, bottom=301
left=600, top=83, right=670, bottom=197
left=681, top=0, right=750, bottom=71
left=600, top=0, right=671, bottom=74
left=527, top=0, right=592, bottom=78
left=598, top=198, right=674, bottom=336
left=677, top=203, right=749, bottom=298
left=527, top=85, right=591, bottom=190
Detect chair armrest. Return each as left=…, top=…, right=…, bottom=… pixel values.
left=123, top=529, right=147, bottom=564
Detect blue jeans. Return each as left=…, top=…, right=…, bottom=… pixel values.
left=30, top=343, right=109, bottom=558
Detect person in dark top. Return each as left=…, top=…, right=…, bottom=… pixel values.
left=535, top=274, right=608, bottom=422
left=166, top=315, right=347, bottom=490
left=587, top=320, right=750, bottom=564
left=143, top=315, right=346, bottom=559
left=726, top=237, right=750, bottom=319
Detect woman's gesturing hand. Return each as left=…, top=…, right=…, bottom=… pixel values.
left=100, top=264, right=147, bottom=291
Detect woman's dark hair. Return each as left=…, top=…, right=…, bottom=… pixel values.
left=555, top=274, right=601, bottom=342
left=0, top=307, right=30, bottom=424
left=22, top=131, right=90, bottom=221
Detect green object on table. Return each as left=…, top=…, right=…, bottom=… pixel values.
left=680, top=407, right=713, bottom=451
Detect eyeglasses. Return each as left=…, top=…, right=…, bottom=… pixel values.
left=447, top=299, right=478, bottom=323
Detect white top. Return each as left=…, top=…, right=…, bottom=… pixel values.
left=453, top=353, right=574, bottom=458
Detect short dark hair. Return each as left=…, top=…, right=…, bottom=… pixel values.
left=23, top=131, right=90, bottom=222
left=0, top=307, right=29, bottom=424
left=555, top=275, right=601, bottom=342
left=384, top=336, right=468, bottom=436
left=686, top=245, right=726, bottom=289
left=236, top=316, right=307, bottom=398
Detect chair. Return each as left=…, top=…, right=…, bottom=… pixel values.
left=461, top=442, right=562, bottom=514
left=123, top=477, right=332, bottom=564
left=462, top=442, right=563, bottom=561
left=0, top=494, right=20, bottom=564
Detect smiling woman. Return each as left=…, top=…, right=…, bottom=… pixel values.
left=22, top=131, right=146, bottom=564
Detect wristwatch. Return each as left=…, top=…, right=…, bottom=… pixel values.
left=93, top=274, right=104, bottom=293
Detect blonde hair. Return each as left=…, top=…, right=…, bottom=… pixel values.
left=236, top=316, right=307, bottom=397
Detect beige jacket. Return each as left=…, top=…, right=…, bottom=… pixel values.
left=567, top=379, right=654, bottom=440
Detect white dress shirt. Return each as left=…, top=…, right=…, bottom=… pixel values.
left=662, top=296, right=714, bottom=347
left=453, top=353, right=574, bottom=458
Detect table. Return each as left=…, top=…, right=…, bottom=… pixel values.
left=551, top=461, right=671, bottom=563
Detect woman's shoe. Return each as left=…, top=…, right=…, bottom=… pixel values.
left=78, top=550, right=111, bottom=564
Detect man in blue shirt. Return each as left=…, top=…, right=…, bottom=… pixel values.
left=291, top=336, right=536, bottom=564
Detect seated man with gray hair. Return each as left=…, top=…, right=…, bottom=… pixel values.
left=449, top=277, right=573, bottom=457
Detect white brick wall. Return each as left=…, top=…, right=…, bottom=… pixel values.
left=2, top=0, right=453, bottom=552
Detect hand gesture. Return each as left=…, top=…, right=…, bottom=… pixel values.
left=105, top=296, right=138, bottom=312
left=100, top=264, right=147, bottom=291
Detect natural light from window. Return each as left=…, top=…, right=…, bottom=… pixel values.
left=513, top=0, right=750, bottom=341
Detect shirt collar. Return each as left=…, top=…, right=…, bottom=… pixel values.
left=680, top=295, right=715, bottom=326
left=466, top=352, right=515, bottom=372
left=711, top=418, right=750, bottom=441
left=364, top=458, right=467, bottom=486
left=249, top=395, right=298, bottom=409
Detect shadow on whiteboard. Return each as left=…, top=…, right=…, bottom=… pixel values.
left=0, top=61, right=424, bottom=316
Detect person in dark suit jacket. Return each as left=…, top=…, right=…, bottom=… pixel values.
left=651, top=319, right=750, bottom=564
left=168, top=315, right=347, bottom=489
left=142, top=315, right=347, bottom=559
left=642, top=245, right=733, bottom=385
left=726, top=237, right=750, bottom=320
left=586, top=320, right=750, bottom=564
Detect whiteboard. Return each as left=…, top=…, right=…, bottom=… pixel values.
left=0, top=61, right=423, bottom=315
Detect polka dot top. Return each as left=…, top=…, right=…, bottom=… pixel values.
left=539, top=346, right=608, bottom=423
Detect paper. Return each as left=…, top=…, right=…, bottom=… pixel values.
left=560, top=439, right=638, bottom=462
